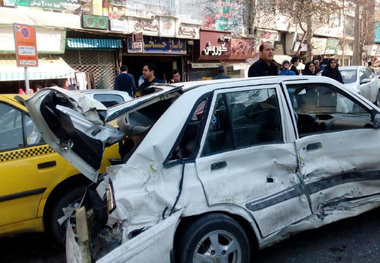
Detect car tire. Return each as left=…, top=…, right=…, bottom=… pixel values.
left=176, top=213, right=250, bottom=263
left=48, top=185, right=88, bottom=246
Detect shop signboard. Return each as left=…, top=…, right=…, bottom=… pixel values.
left=197, top=30, right=232, bottom=60
left=325, top=38, right=340, bottom=55
left=82, top=14, right=108, bottom=30
left=15, top=0, right=81, bottom=11
left=230, top=37, right=256, bottom=60
left=127, top=36, right=186, bottom=54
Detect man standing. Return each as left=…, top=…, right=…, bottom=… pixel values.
left=213, top=65, right=231, bottom=79
left=248, top=41, right=278, bottom=77
left=290, top=56, right=300, bottom=75
left=137, top=63, right=164, bottom=96
left=114, top=65, right=136, bottom=97
left=171, top=69, right=181, bottom=83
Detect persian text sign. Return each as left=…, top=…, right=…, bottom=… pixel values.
left=13, top=24, right=38, bottom=67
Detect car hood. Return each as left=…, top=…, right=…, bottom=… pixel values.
left=23, top=87, right=125, bottom=182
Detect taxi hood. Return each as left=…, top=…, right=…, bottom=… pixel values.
left=24, top=87, right=124, bottom=182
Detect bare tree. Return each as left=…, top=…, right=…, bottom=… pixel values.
left=277, top=0, right=342, bottom=61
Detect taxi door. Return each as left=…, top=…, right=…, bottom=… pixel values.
left=0, top=101, right=65, bottom=230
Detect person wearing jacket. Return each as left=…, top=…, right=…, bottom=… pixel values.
left=278, top=60, right=296, bottom=75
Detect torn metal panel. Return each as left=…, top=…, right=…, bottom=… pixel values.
left=24, top=88, right=124, bottom=181
left=97, top=209, right=183, bottom=263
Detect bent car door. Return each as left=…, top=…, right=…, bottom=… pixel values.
left=195, top=85, right=312, bottom=238
left=24, top=88, right=124, bottom=182
left=286, top=81, right=380, bottom=221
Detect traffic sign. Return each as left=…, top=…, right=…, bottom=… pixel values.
left=13, top=23, right=38, bottom=67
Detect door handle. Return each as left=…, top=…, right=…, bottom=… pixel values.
left=38, top=161, right=57, bottom=169
left=211, top=161, right=227, bottom=171
left=306, top=142, right=322, bottom=151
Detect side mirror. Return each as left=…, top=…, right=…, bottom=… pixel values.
left=360, top=78, right=371, bottom=85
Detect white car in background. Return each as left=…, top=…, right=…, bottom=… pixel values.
left=339, top=66, right=380, bottom=105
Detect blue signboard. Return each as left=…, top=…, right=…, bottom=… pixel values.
left=127, top=36, right=187, bottom=54
left=375, top=22, right=380, bottom=43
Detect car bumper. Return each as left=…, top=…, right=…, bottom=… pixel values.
left=66, top=209, right=183, bottom=263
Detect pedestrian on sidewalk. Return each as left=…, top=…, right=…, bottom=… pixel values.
left=114, top=65, right=136, bottom=97
left=248, top=41, right=278, bottom=77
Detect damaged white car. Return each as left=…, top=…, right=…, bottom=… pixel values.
left=24, top=76, right=380, bottom=263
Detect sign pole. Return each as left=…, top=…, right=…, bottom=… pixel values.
left=24, top=67, right=30, bottom=94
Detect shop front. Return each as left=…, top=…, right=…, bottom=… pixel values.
left=122, top=17, right=200, bottom=84
left=0, top=26, right=73, bottom=93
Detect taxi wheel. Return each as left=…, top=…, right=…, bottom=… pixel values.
left=176, top=213, right=250, bottom=263
left=48, top=185, right=88, bottom=246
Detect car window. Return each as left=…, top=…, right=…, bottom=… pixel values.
left=286, top=84, right=372, bottom=137
left=0, top=103, right=23, bottom=150
left=340, top=69, right=356, bottom=84
left=364, top=68, right=375, bottom=79
left=202, top=88, right=283, bottom=156
left=359, top=68, right=370, bottom=82
left=0, top=103, right=44, bottom=151
left=93, top=94, right=124, bottom=107
left=168, top=98, right=208, bottom=161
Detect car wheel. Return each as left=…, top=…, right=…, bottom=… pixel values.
left=176, top=213, right=250, bottom=263
left=48, top=185, right=87, bottom=246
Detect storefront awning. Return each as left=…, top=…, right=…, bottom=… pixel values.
left=0, top=56, right=75, bottom=81
left=67, top=38, right=122, bottom=49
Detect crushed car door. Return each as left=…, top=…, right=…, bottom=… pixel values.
left=23, top=87, right=124, bottom=182
left=287, top=82, right=380, bottom=221
left=195, top=85, right=312, bottom=238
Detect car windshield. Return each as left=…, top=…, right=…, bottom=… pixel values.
left=340, top=69, right=357, bottom=84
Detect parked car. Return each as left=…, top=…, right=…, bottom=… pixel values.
left=78, top=89, right=133, bottom=107
left=25, top=77, right=380, bottom=262
left=0, top=93, right=121, bottom=245
left=339, top=66, right=380, bottom=105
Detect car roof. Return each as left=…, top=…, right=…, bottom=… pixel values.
left=340, top=66, right=363, bottom=70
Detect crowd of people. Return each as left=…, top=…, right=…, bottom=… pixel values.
left=247, top=41, right=346, bottom=83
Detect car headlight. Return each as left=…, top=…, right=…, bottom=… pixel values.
left=106, top=180, right=116, bottom=213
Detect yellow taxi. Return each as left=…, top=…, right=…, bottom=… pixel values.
left=0, top=94, right=120, bottom=245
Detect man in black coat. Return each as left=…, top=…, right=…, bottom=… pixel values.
left=114, top=65, right=136, bottom=97
left=248, top=41, right=278, bottom=77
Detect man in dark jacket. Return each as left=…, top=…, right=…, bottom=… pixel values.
left=114, top=65, right=136, bottom=97
left=248, top=41, right=278, bottom=77
left=137, top=63, right=164, bottom=96
left=213, top=65, right=231, bottom=79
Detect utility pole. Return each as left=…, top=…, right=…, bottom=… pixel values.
left=353, top=0, right=361, bottom=65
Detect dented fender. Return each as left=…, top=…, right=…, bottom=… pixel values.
left=66, top=209, right=184, bottom=263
